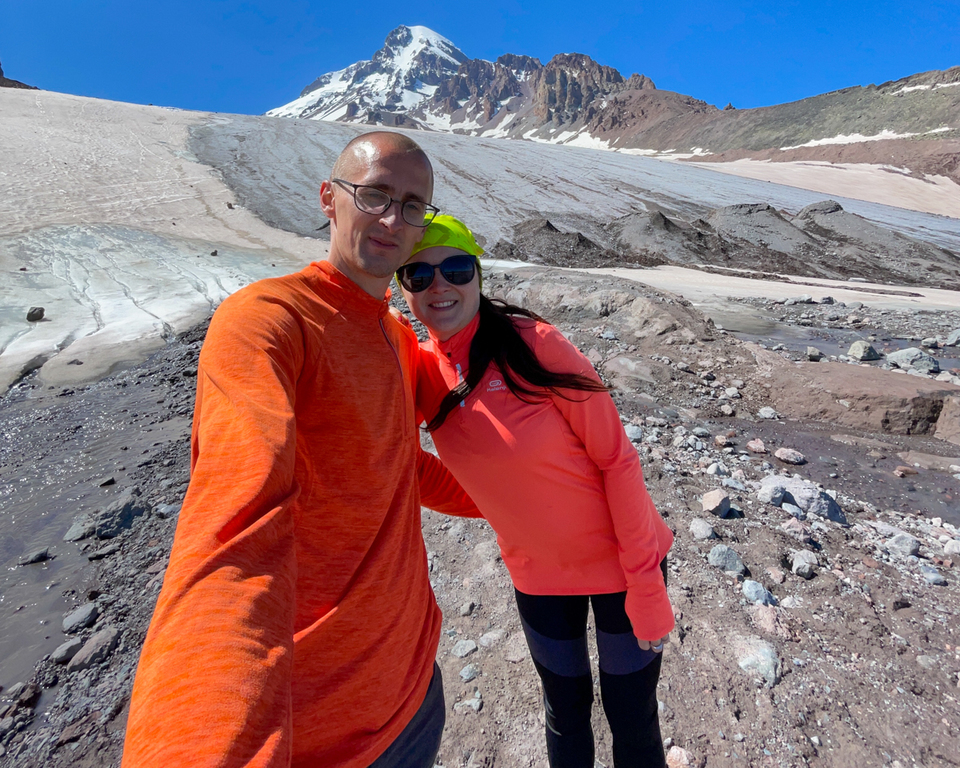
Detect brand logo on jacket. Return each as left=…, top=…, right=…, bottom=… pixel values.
left=487, top=378, right=508, bottom=393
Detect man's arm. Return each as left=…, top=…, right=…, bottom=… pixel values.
left=122, top=291, right=304, bottom=768
left=417, top=448, right=483, bottom=518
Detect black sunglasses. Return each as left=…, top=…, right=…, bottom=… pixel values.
left=396, top=255, right=477, bottom=293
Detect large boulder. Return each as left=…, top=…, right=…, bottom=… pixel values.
left=757, top=475, right=847, bottom=525
left=751, top=347, right=960, bottom=437
left=887, top=347, right=940, bottom=374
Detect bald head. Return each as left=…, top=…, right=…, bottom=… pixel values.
left=331, top=132, right=433, bottom=199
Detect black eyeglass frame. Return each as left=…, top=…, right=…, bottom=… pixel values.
left=396, top=254, right=477, bottom=293
left=332, top=178, right=439, bottom=228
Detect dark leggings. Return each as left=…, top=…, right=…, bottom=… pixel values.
left=515, top=564, right=667, bottom=768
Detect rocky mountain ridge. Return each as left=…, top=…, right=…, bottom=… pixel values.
left=269, top=26, right=960, bottom=186
left=0, top=60, right=36, bottom=90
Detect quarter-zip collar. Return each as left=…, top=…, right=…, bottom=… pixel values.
left=311, top=260, right=391, bottom=318
left=431, top=311, right=480, bottom=365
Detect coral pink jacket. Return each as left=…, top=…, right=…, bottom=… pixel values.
left=416, top=312, right=674, bottom=641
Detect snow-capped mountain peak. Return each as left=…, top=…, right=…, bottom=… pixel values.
left=267, top=24, right=468, bottom=122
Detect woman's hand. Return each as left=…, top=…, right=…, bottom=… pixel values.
left=638, top=636, right=669, bottom=654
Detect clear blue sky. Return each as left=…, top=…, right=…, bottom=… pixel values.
left=2, top=0, right=957, bottom=114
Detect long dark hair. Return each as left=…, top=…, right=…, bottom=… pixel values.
left=426, top=295, right=610, bottom=431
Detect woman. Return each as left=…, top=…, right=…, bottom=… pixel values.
left=397, top=215, right=674, bottom=768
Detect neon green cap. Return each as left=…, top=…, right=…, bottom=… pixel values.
left=411, top=214, right=484, bottom=258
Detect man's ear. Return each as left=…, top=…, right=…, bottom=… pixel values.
left=319, top=180, right=336, bottom=221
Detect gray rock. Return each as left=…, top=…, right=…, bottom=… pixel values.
left=88, top=543, right=121, bottom=561
left=887, top=347, right=939, bottom=374
left=757, top=476, right=846, bottom=525
left=781, top=502, right=805, bottom=519
left=67, top=627, right=120, bottom=671
left=459, top=664, right=479, bottom=682
left=724, top=387, right=741, bottom=399
left=757, top=483, right=785, bottom=506
left=757, top=407, right=779, bottom=420
left=18, top=548, right=50, bottom=565
left=478, top=630, right=505, bottom=648
left=51, top=638, right=84, bottom=664
left=454, top=693, right=483, bottom=713
left=459, top=601, right=475, bottom=617
left=708, top=544, right=746, bottom=576
left=95, top=490, right=148, bottom=538
left=63, top=515, right=96, bottom=542
left=742, top=580, right=777, bottom=606
left=62, top=603, right=98, bottom=633
left=735, top=637, right=781, bottom=687
left=791, top=550, right=818, bottom=579
left=701, top=489, right=731, bottom=518
left=26, top=306, right=45, bottom=322
left=945, top=328, right=960, bottom=347
left=886, top=533, right=921, bottom=558
left=154, top=503, right=181, bottom=520
left=689, top=518, right=717, bottom=541
left=451, top=639, right=478, bottom=658
left=920, top=566, right=947, bottom=586
left=774, top=448, right=806, bottom=465
left=806, top=347, right=824, bottom=361
left=943, top=540, right=960, bottom=557
left=848, top=340, right=881, bottom=361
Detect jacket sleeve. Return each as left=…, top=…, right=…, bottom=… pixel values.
left=533, top=324, right=675, bottom=642
left=122, top=292, right=302, bottom=768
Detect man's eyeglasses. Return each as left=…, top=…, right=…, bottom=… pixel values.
left=396, top=255, right=477, bottom=293
left=332, top=179, right=439, bottom=228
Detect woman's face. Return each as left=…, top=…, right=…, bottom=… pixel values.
left=400, top=245, right=481, bottom=341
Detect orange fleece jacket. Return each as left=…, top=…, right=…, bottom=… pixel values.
left=123, top=261, right=479, bottom=768
left=416, top=313, right=675, bottom=641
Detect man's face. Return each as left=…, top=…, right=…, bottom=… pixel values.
left=320, top=141, right=433, bottom=297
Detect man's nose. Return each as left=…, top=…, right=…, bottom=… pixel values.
left=378, top=200, right=404, bottom=231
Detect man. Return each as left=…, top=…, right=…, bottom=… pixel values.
left=122, top=132, right=478, bottom=768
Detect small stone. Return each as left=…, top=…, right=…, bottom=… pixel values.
left=886, top=533, right=921, bottom=558
left=63, top=515, right=96, bottom=542
left=88, top=543, right=121, bottom=561
left=746, top=438, right=767, bottom=454
left=766, top=567, right=786, bottom=584
left=95, top=490, right=148, bottom=538
left=921, top=565, right=947, bottom=586
left=791, top=550, right=818, bottom=579
left=701, top=489, right=731, bottom=518
left=848, top=340, right=881, bottom=361
left=735, top=636, right=780, bottom=687
left=944, top=540, right=960, bottom=557
left=708, top=544, right=746, bottom=576
left=51, top=638, right=84, bottom=665
left=154, top=503, right=180, bottom=520
left=714, top=434, right=731, bottom=447
left=666, top=745, right=693, bottom=767
left=720, top=404, right=735, bottom=417
left=17, top=548, right=50, bottom=566
left=757, top=407, right=779, bottom=420
left=26, top=306, right=45, bottom=322
left=689, top=518, right=717, bottom=541
left=774, top=448, right=806, bottom=465
left=780, top=517, right=812, bottom=542
left=459, top=664, right=479, bottom=682
left=62, top=603, right=99, bottom=633
left=67, top=627, right=120, bottom=671
left=460, top=601, right=476, bottom=617
left=806, top=347, right=824, bottom=361
left=453, top=695, right=483, bottom=714
left=624, top=424, right=644, bottom=442
left=451, top=639, right=478, bottom=658
left=725, top=387, right=741, bottom=399
left=478, top=630, right=505, bottom=648
left=742, top=580, right=777, bottom=606
left=781, top=502, right=805, bottom=519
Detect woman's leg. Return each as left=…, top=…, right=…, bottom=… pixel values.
left=590, top=586, right=667, bottom=768
left=514, top=589, right=594, bottom=768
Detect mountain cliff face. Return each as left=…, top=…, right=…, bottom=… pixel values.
left=269, top=26, right=960, bottom=184
left=0, top=60, right=37, bottom=90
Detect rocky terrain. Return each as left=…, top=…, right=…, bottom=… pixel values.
left=269, top=25, right=960, bottom=189
left=2, top=265, right=960, bottom=768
